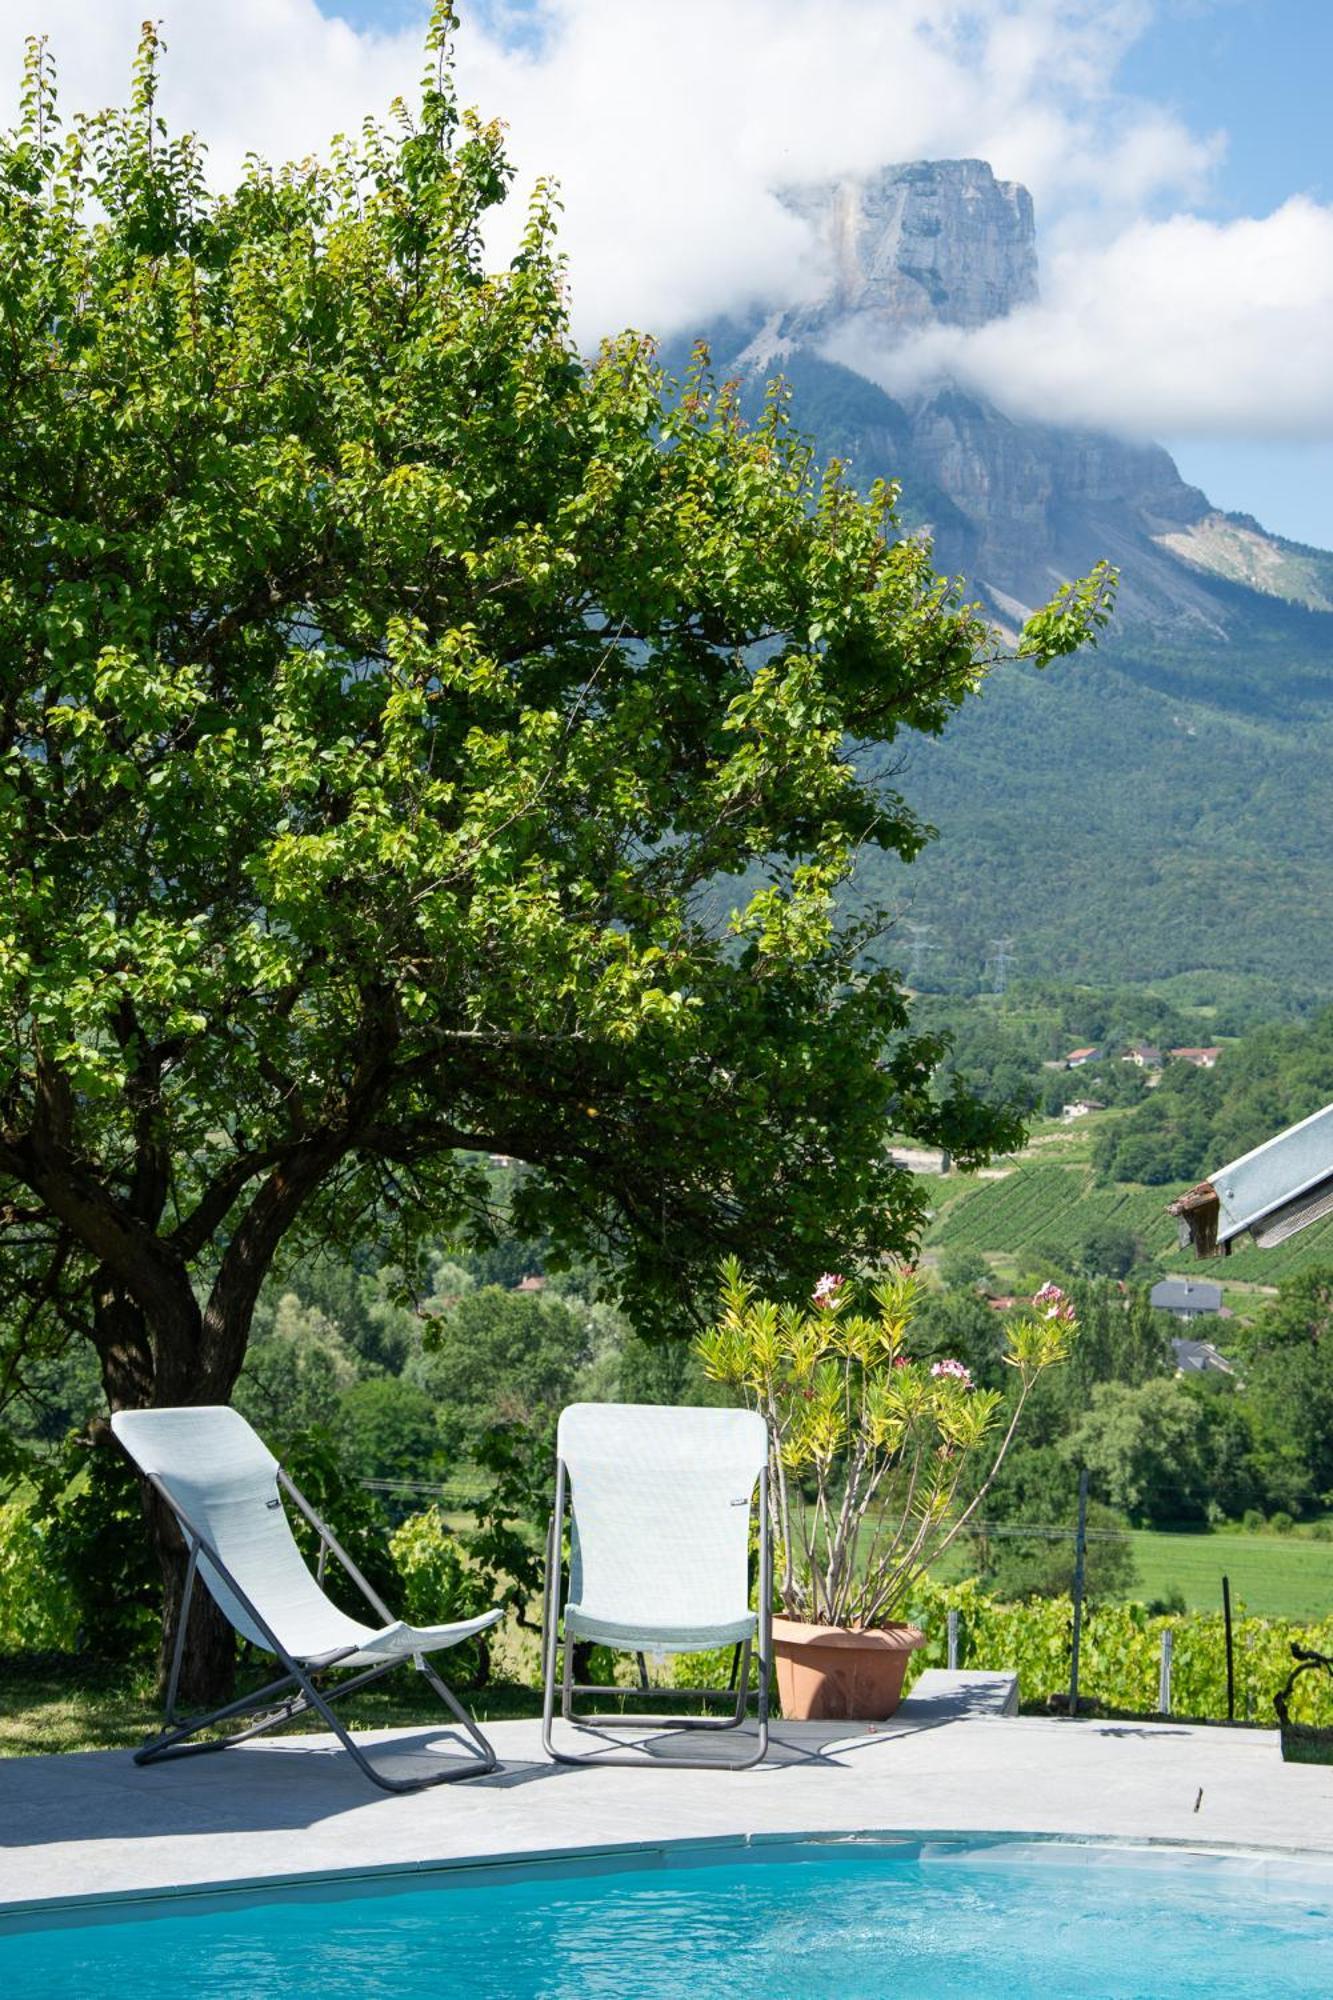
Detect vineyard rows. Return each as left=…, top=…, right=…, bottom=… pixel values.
left=925, top=1161, right=1333, bottom=1280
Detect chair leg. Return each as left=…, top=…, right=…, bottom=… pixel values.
left=560, top=1628, right=575, bottom=1722
left=136, top=1654, right=498, bottom=1794
left=416, top=1654, right=499, bottom=1776
left=162, top=1542, right=199, bottom=1729
left=544, top=1639, right=771, bottom=1770
left=136, top=1668, right=314, bottom=1766
left=540, top=1461, right=566, bottom=1762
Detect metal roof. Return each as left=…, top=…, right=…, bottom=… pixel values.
left=1170, top=1100, right=1333, bottom=1258
left=1152, top=1278, right=1223, bottom=1312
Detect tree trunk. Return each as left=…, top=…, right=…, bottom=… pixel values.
left=84, top=1139, right=347, bottom=1709
left=94, top=1270, right=240, bottom=1708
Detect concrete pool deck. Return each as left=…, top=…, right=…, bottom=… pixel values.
left=4, top=1671, right=1333, bottom=1915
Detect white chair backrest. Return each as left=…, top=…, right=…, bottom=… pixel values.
left=111, top=1406, right=364, bottom=1657
left=557, top=1402, right=766, bottom=1635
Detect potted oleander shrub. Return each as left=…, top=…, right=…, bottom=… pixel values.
left=696, top=1260, right=1076, bottom=1720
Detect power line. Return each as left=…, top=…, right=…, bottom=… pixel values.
left=985, top=936, right=1016, bottom=995
left=902, top=921, right=938, bottom=984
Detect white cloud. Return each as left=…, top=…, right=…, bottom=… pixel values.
left=830, top=197, right=1333, bottom=439
left=0, top=1, right=1323, bottom=442
left=0, top=3, right=1216, bottom=320
left=0, top=2, right=428, bottom=187
left=456, top=0, right=1222, bottom=339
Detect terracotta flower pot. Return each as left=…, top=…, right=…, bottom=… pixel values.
left=772, top=1616, right=925, bottom=1721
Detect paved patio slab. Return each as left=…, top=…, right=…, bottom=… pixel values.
left=4, top=1674, right=1332, bottom=1913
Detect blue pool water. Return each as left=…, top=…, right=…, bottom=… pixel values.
left=3, top=1839, right=1332, bottom=1998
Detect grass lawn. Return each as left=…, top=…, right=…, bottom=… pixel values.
left=0, top=1655, right=545, bottom=1759
left=1127, top=1528, right=1333, bottom=1621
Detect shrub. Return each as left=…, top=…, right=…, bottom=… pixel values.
left=0, top=1497, right=79, bottom=1652
left=1269, top=1511, right=1295, bottom=1534
left=388, top=1507, right=494, bottom=1687
left=36, top=1439, right=159, bottom=1663
left=901, top=1575, right=1333, bottom=1726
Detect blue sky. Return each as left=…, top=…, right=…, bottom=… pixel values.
left=1117, top=1, right=1333, bottom=542
left=1117, top=0, right=1330, bottom=218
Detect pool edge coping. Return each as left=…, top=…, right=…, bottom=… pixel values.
left=7, top=1824, right=1333, bottom=1930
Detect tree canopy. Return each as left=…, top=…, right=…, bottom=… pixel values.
left=0, top=13, right=1108, bottom=1405
left=0, top=13, right=1109, bottom=1688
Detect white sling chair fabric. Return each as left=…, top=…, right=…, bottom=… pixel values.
left=111, top=1406, right=501, bottom=1669
left=558, top=1402, right=766, bottom=1653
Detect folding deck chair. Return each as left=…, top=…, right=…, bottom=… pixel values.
left=112, top=1406, right=503, bottom=1794
left=541, top=1402, right=771, bottom=1768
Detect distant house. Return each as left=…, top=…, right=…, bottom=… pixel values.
left=515, top=1274, right=547, bottom=1292
left=1122, top=1042, right=1163, bottom=1069
left=1168, top=1046, right=1221, bottom=1068
left=1151, top=1277, right=1223, bottom=1320
left=1171, top=1335, right=1235, bottom=1377
left=985, top=1294, right=1017, bottom=1312
left=1064, top=1046, right=1101, bottom=1068
left=1062, top=1098, right=1106, bottom=1121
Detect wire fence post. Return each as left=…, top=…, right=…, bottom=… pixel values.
left=1222, top=1574, right=1235, bottom=1721
left=947, top=1608, right=959, bottom=1671
left=1068, top=1468, right=1089, bottom=1718
left=1159, top=1627, right=1173, bottom=1716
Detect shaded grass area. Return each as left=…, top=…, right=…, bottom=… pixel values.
left=1127, top=1528, right=1333, bottom=1622
left=0, top=1654, right=545, bottom=1759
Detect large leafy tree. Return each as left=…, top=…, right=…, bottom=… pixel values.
left=1233, top=1270, right=1333, bottom=1512
left=0, top=12, right=1109, bottom=1695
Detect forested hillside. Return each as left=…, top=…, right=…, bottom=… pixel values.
left=864, top=594, right=1333, bottom=994
left=666, top=282, right=1333, bottom=998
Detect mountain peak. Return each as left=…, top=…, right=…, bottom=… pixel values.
left=780, top=158, right=1038, bottom=341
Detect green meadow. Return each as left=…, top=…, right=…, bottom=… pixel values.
left=1126, top=1528, right=1333, bottom=1622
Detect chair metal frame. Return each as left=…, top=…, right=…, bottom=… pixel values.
left=540, top=1449, right=771, bottom=1770
left=133, top=1464, right=498, bottom=1795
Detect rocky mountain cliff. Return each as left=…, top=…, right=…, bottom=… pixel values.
left=706, top=160, right=1332, bottom=633
left=777, top=158, right=1037, bottom=339
left=672, top=161, right=1333, bottom=997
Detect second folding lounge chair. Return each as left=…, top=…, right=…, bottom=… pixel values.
left=541, top=1401, right=771, bottom=1768
left=112, top=1405, right=504, bottom=1794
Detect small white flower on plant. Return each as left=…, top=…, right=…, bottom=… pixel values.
left=812, top=1272, right=846, bottom=1309
left=931, top=1357, right=973, bottom=1388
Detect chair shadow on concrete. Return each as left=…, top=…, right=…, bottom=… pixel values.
left=1, top=1725, right=511, bottom=1850
left=5, top=1673, right=1013, bottom=1850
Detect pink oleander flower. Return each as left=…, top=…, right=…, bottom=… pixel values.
left=1032, top=1281, right=1076, bottom=1322
left=893, top=1354, right=911, bottom=1369
left=931, top=1357, right=974, bottom=1389
left=812, top=1272, right=846, bottom=1308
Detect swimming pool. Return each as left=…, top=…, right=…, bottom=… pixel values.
left=3, top=1835, right=1331, bottom=1998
